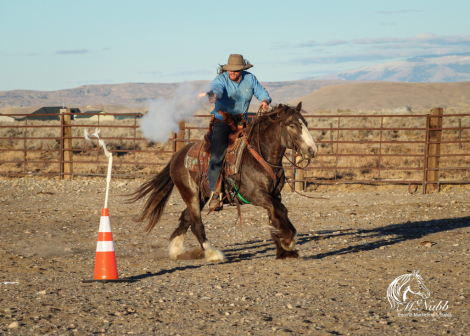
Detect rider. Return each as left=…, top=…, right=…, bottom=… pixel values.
left=207, top=54, right=271, bottom=211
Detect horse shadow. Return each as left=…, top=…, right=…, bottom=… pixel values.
left=126, top=264, right=203, bottom=281
left=221, top=215, right=470, bottom=261
left=298, top=215, right=470, bottom=260
left=128, top=215, right=470, bottom=281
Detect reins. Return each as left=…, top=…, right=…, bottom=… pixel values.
left=245, top=105, right=328, bottom=200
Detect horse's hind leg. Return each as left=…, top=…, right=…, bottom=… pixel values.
left=180, top=195, right=225, bottom=261
left=168, top=146, right=224, bottom=261
left=168, top=208, right=192, bottom=259
left=171, top=175, right=225, bottom=261
left=187, top=198, right=225, bottom=261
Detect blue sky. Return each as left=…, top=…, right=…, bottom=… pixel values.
left=1, top=0, right=470, bottom=91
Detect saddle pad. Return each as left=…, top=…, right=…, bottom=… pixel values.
left=184, top=137, right=246, bottom=176
left=184, top=141, right=208, bottom=174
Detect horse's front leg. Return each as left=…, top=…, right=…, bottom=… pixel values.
left=254, top=194, right=298, bottom=259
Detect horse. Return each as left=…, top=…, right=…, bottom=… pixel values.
left=387, top=270, right=431, bottom=310
left=127, top=102, right=317, bottom=261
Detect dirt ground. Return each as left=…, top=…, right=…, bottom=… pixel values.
left=0, top=177, right=469, bottom=335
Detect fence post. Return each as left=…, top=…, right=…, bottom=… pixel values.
left=459, top=118, right=462, bottom=150
left=330, top=123, right=334, bottom=154
left=60, top=108, right=73, bottom=180
left=176, top=121, right=186, bottom=152
left=294, top=156, right=304, bottom=191
left=426, top=107, right=443, bottom=193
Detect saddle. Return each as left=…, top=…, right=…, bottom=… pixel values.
left=183, top=125, right=246, bottom=197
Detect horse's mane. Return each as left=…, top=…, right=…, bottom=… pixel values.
left=250, top=104, right=299, bottom=128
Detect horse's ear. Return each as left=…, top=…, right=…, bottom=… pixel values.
left=295, top=102, right=302, bottom=112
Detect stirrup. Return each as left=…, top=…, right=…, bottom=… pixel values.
left=207, top=191, right=223, bottom=214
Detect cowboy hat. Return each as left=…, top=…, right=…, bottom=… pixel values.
left=220, top=54, right=253, bottom=71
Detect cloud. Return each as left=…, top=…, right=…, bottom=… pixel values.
left=166, top=69, right=213, bottom=77
left=353, top=37, right=406, bottom=44
left=353, top=33, right=470, bottom=46
left=290, top=33, right=470, bottom=65
left=56, top=49, right=89, bottom=55
left=296, top=40, right=319, bottom=48
left=376, top=9, right=425, bottom=14
left=323, top=39, right=348, bottom=46
left=292, top=52, right=398, bottom=65
left=102, top=48, right=111, bottom=51
left=271, top=41, right=291, bottom=50
left=295, top=39, right=348, bottom=48
left=138, top=71, right=162, bottom=76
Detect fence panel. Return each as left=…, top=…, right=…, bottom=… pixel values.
left=0, top=110, right=469, bottom=193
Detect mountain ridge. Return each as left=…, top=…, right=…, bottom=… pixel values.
left=313, top=54, right=470, bottom=83
left=0, top=80, right=365, bottom=109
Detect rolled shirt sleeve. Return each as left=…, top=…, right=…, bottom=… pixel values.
left=252, top=76, right=271, bottom=104
left=210, top=76, right=225, bottom=99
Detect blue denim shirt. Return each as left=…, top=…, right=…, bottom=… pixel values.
left=210, top=71, right=271, bottom=120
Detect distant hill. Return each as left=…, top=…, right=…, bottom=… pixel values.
left=0, top=80, right=363, bottom=108
left=314, top=54, right=470, bottom=83
left=288, top=82, right=470, bottom=112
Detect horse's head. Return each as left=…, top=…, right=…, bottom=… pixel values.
left=279, top=102, right=318, bottom=159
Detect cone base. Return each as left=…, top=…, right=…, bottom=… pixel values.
left=82, top=278, right=136, bottom=283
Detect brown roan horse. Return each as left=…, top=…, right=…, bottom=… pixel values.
left=128, top=102, right=317, bottom=261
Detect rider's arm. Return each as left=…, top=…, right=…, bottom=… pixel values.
left=210, top=75, right=225, bottom=102
left=252, top=76, right=271, bottom=104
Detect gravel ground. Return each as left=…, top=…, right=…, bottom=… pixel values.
left=0, top=177, right=469, bottom=335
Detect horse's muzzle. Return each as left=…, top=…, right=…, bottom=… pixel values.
left=300, top=146, right=317, bottom=159
left=308, top=146, right=318, bottom=158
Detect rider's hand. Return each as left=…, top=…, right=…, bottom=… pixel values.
left=209, top=93, right=217, bottom=104
left=260, top=100, right=269, bottom=112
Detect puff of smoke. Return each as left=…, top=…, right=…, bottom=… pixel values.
left=140, top=82, right=209, bottom=144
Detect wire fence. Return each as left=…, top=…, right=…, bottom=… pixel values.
left=0, top=110, right=469, bottom=193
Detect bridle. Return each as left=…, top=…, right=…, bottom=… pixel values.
left=243, top=106, right=326, bottom=200
left=251, top=107, right=311, bottom=171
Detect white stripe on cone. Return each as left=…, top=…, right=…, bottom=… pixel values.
left=96, top=241, right=115, bottom=252
left=99, top=215, right=112, bottom=232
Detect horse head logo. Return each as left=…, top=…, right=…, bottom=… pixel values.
left=387, top=270, right=431, bottom=310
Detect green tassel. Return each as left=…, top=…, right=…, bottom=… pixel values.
left=230, top=178, right=251, bottom=204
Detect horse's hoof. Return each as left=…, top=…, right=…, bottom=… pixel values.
left=203, top=241, right=226, bottom=262
left=276, top=250, right=299, bottom=259
left=168, top=235, right=186, bottom=260
left=281, top=240, right=296, bottom=251
left=205, top=248, right=225, bottom=261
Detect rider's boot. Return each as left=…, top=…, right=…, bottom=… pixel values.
left=208, top=191, right=222, bottom=213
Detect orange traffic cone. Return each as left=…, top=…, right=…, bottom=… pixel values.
left=82, top=208, right=133, bottom=283
left=93, top=208, right=118, bottom=279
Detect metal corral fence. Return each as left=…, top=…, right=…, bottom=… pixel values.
left=0, top=108, right=469, bottom=194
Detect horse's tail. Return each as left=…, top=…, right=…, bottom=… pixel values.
left=126, top=159, right=174, bottom=233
